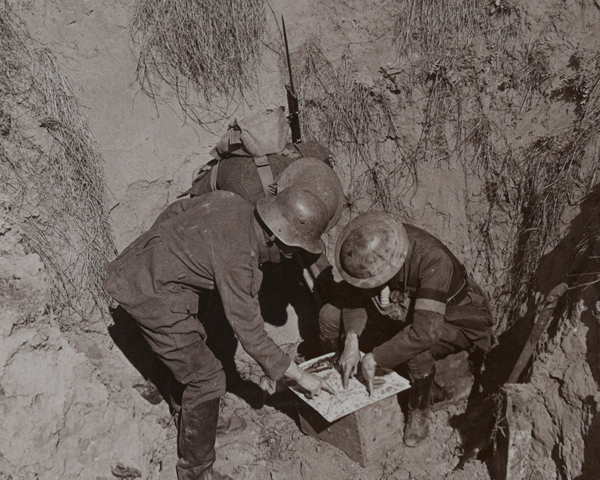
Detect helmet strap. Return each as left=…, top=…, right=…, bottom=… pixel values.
left=267, top=233, right=277, bottom=245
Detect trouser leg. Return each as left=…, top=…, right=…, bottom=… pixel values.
left=318, top=281, right=368, bottom=355
left=133, top=318, right=228, bottom=479
left=202, top=293, right=242, bottom=390
left=318, top=302, right=343, bottom=354
left=403, top=364, right=435, bottom=447
left=405, top=322, right=471, bottom=379
left=406, top=318, right=483, bottom=415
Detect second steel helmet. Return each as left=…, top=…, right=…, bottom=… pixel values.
left=335, top=211, right=409, bottom=289
left=256, top=185, right=329, bottom=254
left=276, top=157, right=344, bottom=232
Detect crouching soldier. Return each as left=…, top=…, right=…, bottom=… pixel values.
left=104, top=187, right=334, bottom=480
left=319, top=212, right=493, bottom=447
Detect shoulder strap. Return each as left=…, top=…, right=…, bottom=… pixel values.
left=253, top=155, right=275, bottom=197
left=210, top=160, right=220, bottom=191
left=402, top=246, right=417, bottom=296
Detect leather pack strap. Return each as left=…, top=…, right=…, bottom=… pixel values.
left=210, top=160, right=220, bottom=191
left=253, top=155, right=275, bottom=197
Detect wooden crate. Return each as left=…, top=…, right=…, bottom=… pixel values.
left=298, top=395, right=404, bottom=467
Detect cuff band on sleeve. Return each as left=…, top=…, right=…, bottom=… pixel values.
left=414, top=298, right=446, bottom=315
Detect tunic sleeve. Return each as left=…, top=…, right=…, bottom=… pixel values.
left=371, top=248, right=453, bottom=369
left=214, top=258, right=291, bottom=380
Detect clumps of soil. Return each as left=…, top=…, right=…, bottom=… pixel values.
left=0, top=209, right=169, bottom=480
left=494, top=296, right=600, bottom=479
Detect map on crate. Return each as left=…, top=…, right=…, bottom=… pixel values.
left=287, top=352, right=411, bottom=422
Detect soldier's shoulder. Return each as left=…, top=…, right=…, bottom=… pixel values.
left=194, top=190, right=253, bottom=207
left=402, top=224, right=449, bottom=256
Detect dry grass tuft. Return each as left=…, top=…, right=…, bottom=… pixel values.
left=388, top=0, right=599, bottom=331
left=0, top=5, right=116, bottom=328
left=132, top=0, right=266, bottom=126
left=293, top=40, right=417, bottom=214
left=281, top=2, right=599, bottom=333
left=393, top=0, right=483, bottom=62
left=463, top=69, right=600, bottom=333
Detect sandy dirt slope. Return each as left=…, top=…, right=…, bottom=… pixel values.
left=0, top=203, right=489, bottom=479
left=2, top=0, right=599, bottom=478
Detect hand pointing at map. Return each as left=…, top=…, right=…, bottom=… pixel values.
left=360, top=353, right=377, bottom=396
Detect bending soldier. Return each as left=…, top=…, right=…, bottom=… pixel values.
left=104, top=187, right=334, bottom=480
left=169, top=155, right=345, bottom=381
left=319, top=212, right=493, bottom=447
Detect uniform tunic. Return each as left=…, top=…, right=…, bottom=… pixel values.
left=104, top=191, right=291, bottom=399
left=178, top=141, right=336, bottom=295
left=320, top=224, right=493, bottom=376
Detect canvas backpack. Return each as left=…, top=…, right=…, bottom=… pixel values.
left=181, top=106, right=333, bottom=204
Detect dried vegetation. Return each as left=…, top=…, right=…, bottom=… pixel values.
left=292, top=0, right=600, bottom=332
left=0, top=5, right=116, bottom=327
left=132, top=0, right=267, bottom=128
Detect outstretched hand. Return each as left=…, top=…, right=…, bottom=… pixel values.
left=297, top=371, right=335, bottom=399
left=339, top=332, right=360, bottom=389
left=360, top=353, right=377, bottom=396
left=284, top=361, right=335, bottom=399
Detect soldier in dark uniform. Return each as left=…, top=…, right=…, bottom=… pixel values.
left=319, top=212, right=493, bottom=447
left=104, top=187, right=334, bottom=480
left=179, top=154, right=344, bottom=381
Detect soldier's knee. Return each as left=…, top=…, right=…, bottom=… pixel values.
left=318, top=303, right=342, bottom=337
left=184, top=368, right=227, bottom=405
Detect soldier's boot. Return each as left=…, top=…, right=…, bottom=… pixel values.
left=199, top=466, right=233, bottom=480
left=176, top=397, right=233, bottom=480
left=403, top=367, right=435, bottom=447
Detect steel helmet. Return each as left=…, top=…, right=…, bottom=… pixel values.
left=256, top=185, right=329, bottom=254
left=335, top=211, right=409, bottom=289
left=276, top=157, right=344, bottom=232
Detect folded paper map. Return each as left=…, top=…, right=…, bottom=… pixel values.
left=287, top=352, right=411, bottom=422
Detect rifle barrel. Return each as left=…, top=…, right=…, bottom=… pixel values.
left=282, top=16, right=295, bottom=92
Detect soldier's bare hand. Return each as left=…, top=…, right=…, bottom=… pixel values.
left=298, top=371, right=335, bottom=398
left=360, top=353, right=377, bottom=396
left=339, top=332, right=360, bottom=389
left=284, top=362, right=334, bottom=399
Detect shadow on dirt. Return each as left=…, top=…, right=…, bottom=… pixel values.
left=108, top=305, right=173, bottom=406
left=447, top=183, right=600, bottom=478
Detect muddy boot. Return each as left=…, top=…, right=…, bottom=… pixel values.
left=404, top=367, right=435, bottom=447
left=176, top=397, right=232, bottom=480
left=198, top=467, right=233, bottom=480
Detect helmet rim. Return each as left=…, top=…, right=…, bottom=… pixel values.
left=335, top=212, right=408, bottom=288
left=256, top=187, right=327, bottom=255
left=276, top=157, right=344, bottom=232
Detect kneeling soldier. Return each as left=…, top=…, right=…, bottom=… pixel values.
left=319, top=212, right=493, bottom=447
